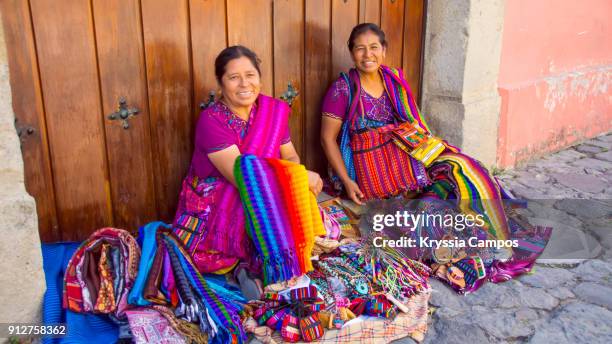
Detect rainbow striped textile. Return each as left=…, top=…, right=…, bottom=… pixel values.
left=426, top=152, right=510, bottom=240
left=234, top=154, right=325, bottom=285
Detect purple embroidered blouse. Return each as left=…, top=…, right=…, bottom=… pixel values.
left=321, top=77, right=397, bottom=124
left=190, top=100, right=291, bottom=178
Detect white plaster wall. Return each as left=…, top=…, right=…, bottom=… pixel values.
left=0, top=14, right=46, bottom=325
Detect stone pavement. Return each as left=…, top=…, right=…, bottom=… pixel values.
left=398, top=133, right=612, bottom=344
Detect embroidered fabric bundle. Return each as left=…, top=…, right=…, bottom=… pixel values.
left=390, top=121, right=449, bottom=167
left=234, top=154, right=326, bottom=284
left=125, top=307, right=190, bottom=344
left=281, top=313, right=301, bottom=342
left=389, top=120, right=428, bottom=150
left=63, top=227, right=140, bottom=317
left=299, top=313, right=324, bottom=342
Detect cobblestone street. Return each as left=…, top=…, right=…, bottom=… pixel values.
left=415, top=133, right=612, bottom=344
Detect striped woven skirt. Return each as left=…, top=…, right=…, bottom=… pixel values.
left=350, top=124, right=430, bottom=200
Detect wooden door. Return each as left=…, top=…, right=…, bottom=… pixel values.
left=1, top=0, right=426, bottom=242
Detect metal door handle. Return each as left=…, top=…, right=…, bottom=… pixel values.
left=108, top=97, right=139, bottom=129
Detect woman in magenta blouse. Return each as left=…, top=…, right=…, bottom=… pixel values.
left=172, top=46, right=322, bottom=299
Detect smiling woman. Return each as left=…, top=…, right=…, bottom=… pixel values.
left=170, top=46, right=322, bottom=300
left=319, top=23, right=551, bottom=294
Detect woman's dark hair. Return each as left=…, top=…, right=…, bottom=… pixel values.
left=214, top=45, right=262, bottom=83
left=347, top=23, right=387, bottom=51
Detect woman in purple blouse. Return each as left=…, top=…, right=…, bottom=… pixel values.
left=172, top=46, right=322, bottom=299
left=320, top=23, right=430, bottom=204
left=320, top=24, right=551, bottom=294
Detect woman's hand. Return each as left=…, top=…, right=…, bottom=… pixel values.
left=343, top=179, right=364, bottom=205
left=307, top=170, right=323, bottom=196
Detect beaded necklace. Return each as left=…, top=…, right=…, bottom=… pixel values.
left=307, top=271, right=335, bottom=308
left=317, top=258, right=371, bottom=296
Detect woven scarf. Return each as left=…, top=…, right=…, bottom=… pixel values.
left=426, top=152, right=510, bottom=240
left=234, top=155, right=325, bottom=285
left=128, top=222, right=246, bottom=344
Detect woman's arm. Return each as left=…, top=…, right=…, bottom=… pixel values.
left=280, top=142, right=300, bottom=164
left=321, top=116, right=364, bottom=204
left=209, top=142, right=322, bottom=195
left=320, top=116, right=351, bottom=184
left=281, top=141, right=323, bottom=195
left=207, top=145, right=242, bottom=187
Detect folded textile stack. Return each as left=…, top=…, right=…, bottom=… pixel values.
left=63, top=223, right=249, bottom=344
left=234, top=155, right=326, bottom=285
left=63, top=227, right=140, bottom=317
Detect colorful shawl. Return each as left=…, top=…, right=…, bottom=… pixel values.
left=175, top=95, right=290, bottom=267
left=128, top=222, right=247, bottom=344
left=234, top=155, right=325, bottom=284
left=426, top=152, right=510, bottom=240
left=63, top=227, right=140, bottom=317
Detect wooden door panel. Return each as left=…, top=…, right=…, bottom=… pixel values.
left=190, top=0, right=227, bottom=120
left=304, top=0, right=332, bottom=174
left=141, top=0, right=194, bottom=222
left=30, top=0, right=112, bottom=240
left=273, top=0, right=305, bottom=158
left=359, top=0, right=381, bottom=25
left=92, top=0, right=158, bottom=230
left=5, top=0, right=425, bottom=241
left=381, top=0, right=405, bottom=68
left=403, top=0, right=426, bottom=102
left=331, top=0, right=359, bottom=77
left=227, top=0, right=274, bottom=96
left=0, top=0, right=59, bottom=241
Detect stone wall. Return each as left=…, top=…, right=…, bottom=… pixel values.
left=421, top=0, right=506, bottom=168
left=0, top=14, right=46, bottom=324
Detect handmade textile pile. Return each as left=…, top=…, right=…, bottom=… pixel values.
left=243, top=199, right=432, bottom=343
left=127, top=222, right=246, bottom=343
left=234, top=154, right=326, bottom=284
left=63, top=227, right=140, bottom=318
left=63, top=223, right=248, bottom=344
left=57, top=154, right=550, bottom=344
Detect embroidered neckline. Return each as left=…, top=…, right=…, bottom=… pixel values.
left=210, top=101, right=257, bottom=137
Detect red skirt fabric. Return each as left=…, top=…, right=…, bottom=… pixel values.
left=350, top=125, right=430, bottom=200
